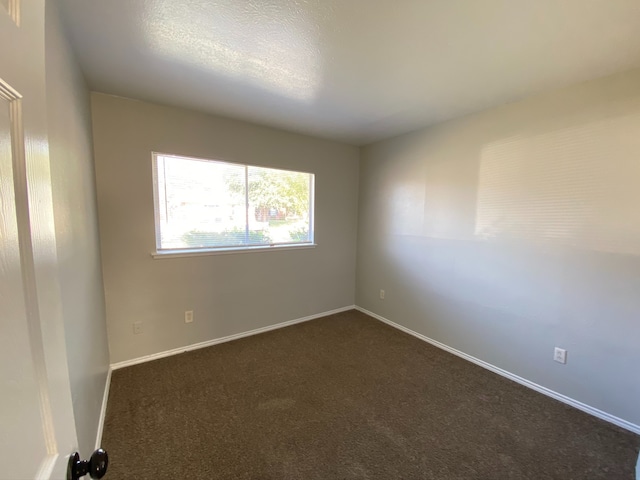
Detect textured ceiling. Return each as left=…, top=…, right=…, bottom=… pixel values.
left=58, top=0, right=640, bottom=145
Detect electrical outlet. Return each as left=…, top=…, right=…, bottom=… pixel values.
left=554, top=347, right=567, bottom=364
left=133, top=321, right=143, bottom=335
left=379, top=289, right=385, bottom=300
left=185, top=310, right=194, bottom=323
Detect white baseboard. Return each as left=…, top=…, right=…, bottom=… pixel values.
left=95, top=366, right=112, bottom=449
left=110, top=305, right=356, bottom=371
left=355, top=306, right=640, bottom=436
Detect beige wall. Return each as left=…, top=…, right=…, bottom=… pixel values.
left=45, top=3, right=110, bottom=456
left=357, top=68, right=640, bottom=428
left=91, top=94, right=359, bottom=364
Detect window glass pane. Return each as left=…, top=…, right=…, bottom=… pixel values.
left=154, top=154, right=313, bottom=252
left=156, top=155, right=246, bottom=249
left=248, top=166, right=312, bottom=245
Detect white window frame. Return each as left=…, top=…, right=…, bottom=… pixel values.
left=151, top=152, right=316, bottom=258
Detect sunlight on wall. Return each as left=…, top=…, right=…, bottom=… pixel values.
left=143, top=0, right=321, bottom=102
left=475, top=114, right=640, bottom=255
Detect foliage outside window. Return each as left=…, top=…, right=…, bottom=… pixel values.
left=153, top=153, right=314, bottom=253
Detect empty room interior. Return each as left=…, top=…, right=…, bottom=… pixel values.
left=3, top=0, right=640, bottom=479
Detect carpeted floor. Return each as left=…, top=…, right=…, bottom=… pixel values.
left=102, top=310, right=639, bottom=479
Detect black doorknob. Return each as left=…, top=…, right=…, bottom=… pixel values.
left=67, top=448, right=109, bottom=480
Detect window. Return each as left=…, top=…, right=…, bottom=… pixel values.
left=152, top=153, right=314, bottom=255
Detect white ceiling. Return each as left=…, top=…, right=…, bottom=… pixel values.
left=58, top=0, right=640, bottom=145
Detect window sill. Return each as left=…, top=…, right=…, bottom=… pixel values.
left=151, top=243, right=317, bottom=259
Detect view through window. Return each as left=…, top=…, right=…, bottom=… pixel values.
left=153, top=153, right=314, bottom=252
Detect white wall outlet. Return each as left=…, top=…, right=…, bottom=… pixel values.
left=554, top=347, right=567, bottom=364
left=379, top=289, right=385, bottom=300
left=133, top=321, right=143, bottom=335
left=185, top=310, right=194, bottom=323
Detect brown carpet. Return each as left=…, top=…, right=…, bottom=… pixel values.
left=102, top=310, right=639, bottom=479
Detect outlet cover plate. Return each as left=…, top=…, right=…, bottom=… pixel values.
left=133, top=321, right=143, bottom=335
left=554, top=347, right=567, bottom=364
